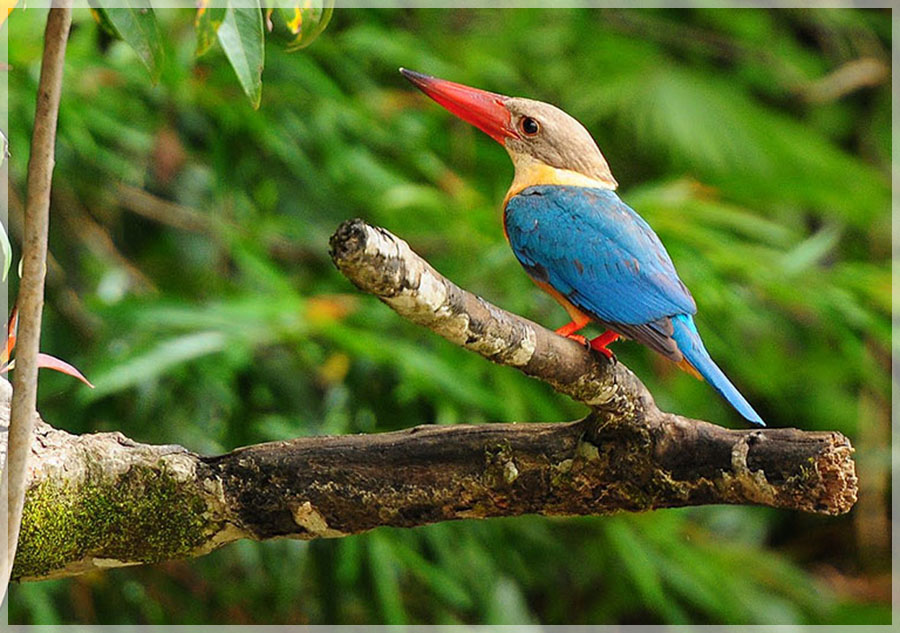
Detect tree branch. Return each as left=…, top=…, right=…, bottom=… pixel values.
left=5, top=381, right=855, bottom=582
left=328, top=218, right=652, bottom=413
left=3, top=3, right=71, bottom=598
left=7, top=219, right=856, bottom=582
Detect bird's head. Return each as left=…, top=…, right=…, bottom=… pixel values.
left=400, top=68, right=617, bottom=193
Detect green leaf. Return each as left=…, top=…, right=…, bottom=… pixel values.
left=389, top=540, right=474, bottom=610
left=367, top=533, right=407, bottom=625
left=604, top=519, right=690, bottom=623
left=217, top=1, right=265, bottom=109
left=270, top=0, right=333, bottom=51
left=485, top=576, right=536, bottom=624
left=84, top=331, right=228, bottom=399
left=88, top=6, right=119, bottom=38
left=780, top=224, right=842, bottom=276
left=195, top=0, right=227, bottom=57
left=88, top=1, right=164, bottom=83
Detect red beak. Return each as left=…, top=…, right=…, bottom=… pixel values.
left=400, top=68, right=513, bottom=144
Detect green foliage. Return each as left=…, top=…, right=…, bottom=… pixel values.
left=89, top=1, right=335, bottom=106
left=88, top=1, right=164, bottom=82
left=216, top=1, right=265, bottom=108
left=4, top=7, right=890, bottom=626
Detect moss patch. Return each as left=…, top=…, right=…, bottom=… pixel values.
left=13, top=462, right=210, bottom=579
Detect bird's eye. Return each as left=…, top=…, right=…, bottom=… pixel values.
left=519, top=116, right=540, bottom=136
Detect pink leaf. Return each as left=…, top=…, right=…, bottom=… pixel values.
left=36, top=353, right=94, bottom=388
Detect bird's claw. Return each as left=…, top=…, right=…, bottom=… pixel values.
left=590, top=343, right=616, bottom=361
left=589, top=331, right=619, bottom=360
left=559, top=333, right=616, bottom=361
left=564, top=333, right=589, bottom=347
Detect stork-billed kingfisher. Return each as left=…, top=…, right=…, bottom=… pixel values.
left=400, top=68, right=764, bottom=426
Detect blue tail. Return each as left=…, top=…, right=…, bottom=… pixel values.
left=671, top=314, right=765, bottom=426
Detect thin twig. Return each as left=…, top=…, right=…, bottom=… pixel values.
left=800, top=57, right=889, bottom=103
left=114, top=183, right=319, bottom=264
left=54, top=184, right=157, bottom=294
left=115, top=183, right=212, bottom=233
left=2, top=2, right=71, bottom=599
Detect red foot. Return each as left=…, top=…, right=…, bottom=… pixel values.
left=589, top=331, right=620, bottom=359
left=555, top=319, right=589, bottom=338
left=566, top=334, right=589, bottom=347
left=555, top=319, right=592, bottom=349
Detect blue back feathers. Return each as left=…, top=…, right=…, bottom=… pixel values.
left=505, top=186, right=696, bottom=325
left=504, top=185, right=764, bottom=426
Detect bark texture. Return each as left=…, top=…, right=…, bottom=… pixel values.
left=6, top=220, right=856, bottom=582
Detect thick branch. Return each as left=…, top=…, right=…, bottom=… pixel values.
left=3, top=3, right=71, bottom=596
left=6, top=220, right=856, bottom=581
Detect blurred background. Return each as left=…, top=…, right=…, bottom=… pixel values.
left=4, top=7, right=891, bottom=625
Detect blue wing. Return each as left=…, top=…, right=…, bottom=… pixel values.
left=504, top=185, right=696, bottom=337
left=505, top=185, right=764, bottom=426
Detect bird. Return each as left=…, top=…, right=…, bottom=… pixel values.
left=399, top=68, right=764, bottom=427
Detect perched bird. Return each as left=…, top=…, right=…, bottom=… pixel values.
left=400, top=68, right=764, bottom=426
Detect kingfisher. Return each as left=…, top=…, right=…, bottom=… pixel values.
left=400, top=68, right=764, bottom=426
